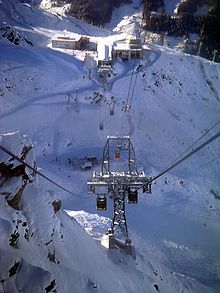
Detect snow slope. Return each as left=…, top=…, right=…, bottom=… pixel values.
left=0, top=133, right=158, bottom=293
left=0, top=0, right=220, bottom=292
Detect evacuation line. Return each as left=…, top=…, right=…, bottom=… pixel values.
left=148, top=130, right=220, bottom=184
left=0, top=144, right=87, bottom=199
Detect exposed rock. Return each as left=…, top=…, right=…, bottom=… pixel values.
left=9, top=231, right=20, bottom=248
left=20, top=145, right=33, bottom=161
left=7, top=184, right=26, bottom=210
left=8, top=261, right=20, bottom=277
left=45, top=279, right=56, bottom=293
left=154, top=283, right=160, bottom=291
left=0, top=163, right=26, bottom=181
left=52, top=199, right=61, bottom=213
left=0, top=24, right=33, bottom=46
left=47, top=251, right=56, bottom=263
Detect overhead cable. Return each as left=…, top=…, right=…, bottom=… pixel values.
left=121, top=15, right=146, bottom=135
left=164, top=118, right=220, bottom=170
left=152, top=155, right=219, bottom=192
left=0, top=144, right=89, bottom=199
left=146, top=130, right=220, bottom=185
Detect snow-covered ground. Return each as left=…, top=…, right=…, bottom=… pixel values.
left=0, top=0, right=220, bottom=292
left=163, top=0, right=180, bottom=14
left=107, top=0, right=142, bottom=37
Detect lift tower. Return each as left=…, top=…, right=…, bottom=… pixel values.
left=87, top=136, right=152, bottom=249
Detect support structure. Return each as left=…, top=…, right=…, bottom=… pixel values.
left=112, top=189, right=128, bottom=239
left=87, top=136, right=152, bottom=249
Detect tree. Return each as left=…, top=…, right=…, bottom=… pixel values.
left=68, top=0, right=131, bottom=25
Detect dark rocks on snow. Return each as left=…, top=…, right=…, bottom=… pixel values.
left=45, top=279, right=56, bottom=293
left=47, top=250, right=56, bottom=263
left=0, top=162, right=27, bottom=181
left=0, top=24, right=33, bottom=46
left=9, top=230, right=20, bottom=248
left=154, top=283, right=160, bottom=291
left=8, top=261, right=20, bottom=277
left=52, top=199, right=61, bottom=213
left=7, top=185, right=26, bottom=210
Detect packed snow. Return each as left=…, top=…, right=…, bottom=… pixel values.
left=0, top=0, right=220, bottom=292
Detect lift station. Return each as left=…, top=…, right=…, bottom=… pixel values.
left=87, top=136, right=152, bottom=253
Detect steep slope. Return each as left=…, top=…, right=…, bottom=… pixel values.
left=0, top=0, right=220, bottom=292
left=0, top=133, right=157, bottom=293
left=0, top=0, right=114, bottom=47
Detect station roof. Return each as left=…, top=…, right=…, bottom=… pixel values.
left=113, top=42, right=130, bottom=51
left=82, top=162, right=92, bottom=167
left=52, top=34, right=82, bottom=42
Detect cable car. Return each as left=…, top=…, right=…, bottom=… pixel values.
left=128, top=188, right=138, bottom=204
left=96, top=195, right=107, bottom=210
left=114, top=146, right=120, bottom=160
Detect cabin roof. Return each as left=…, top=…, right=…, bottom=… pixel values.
left=52, top=34, right=82, bottom=42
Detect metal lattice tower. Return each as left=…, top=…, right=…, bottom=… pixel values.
left=87, top=136, right=152, bottom=246
left=111, top=189, right=128, bottom=239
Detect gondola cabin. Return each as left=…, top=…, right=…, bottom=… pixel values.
left=96, top=195, right=107, bottom=210
left=114, top=147, right=120, bottom=160
left=128, top=188, right=138, bottom=204
left=81, top=162, right=92, bottom=171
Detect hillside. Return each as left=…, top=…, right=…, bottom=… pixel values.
left=68, top=0, right=131, bottom=25
left=142, top=0, right=220, bottom=61
left=40, top=0, right=132, bottom=25
left=0, top=0, right=220, bottom=292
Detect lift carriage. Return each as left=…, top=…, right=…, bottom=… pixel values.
left=92, top=188, right=109, bottom=210
left=96, top=195, right=107, bottom=211
left=96, top=195, right=107, bottom=210
left=128, top=188, right=138, bottom=204
left=114, top=146, right=121, bottom=160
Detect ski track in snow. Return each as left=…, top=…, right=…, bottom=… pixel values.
left=0, top=82, right=98, bottom=120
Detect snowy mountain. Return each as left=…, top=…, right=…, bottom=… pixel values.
left=0, top=0, right=220, bottom=292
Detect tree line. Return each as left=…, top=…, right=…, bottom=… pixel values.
left=56, top=0, right=131, bottom=26
left=142, top=0, right=220, bottom=61
left=200, top=0, right=220, bottom=59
